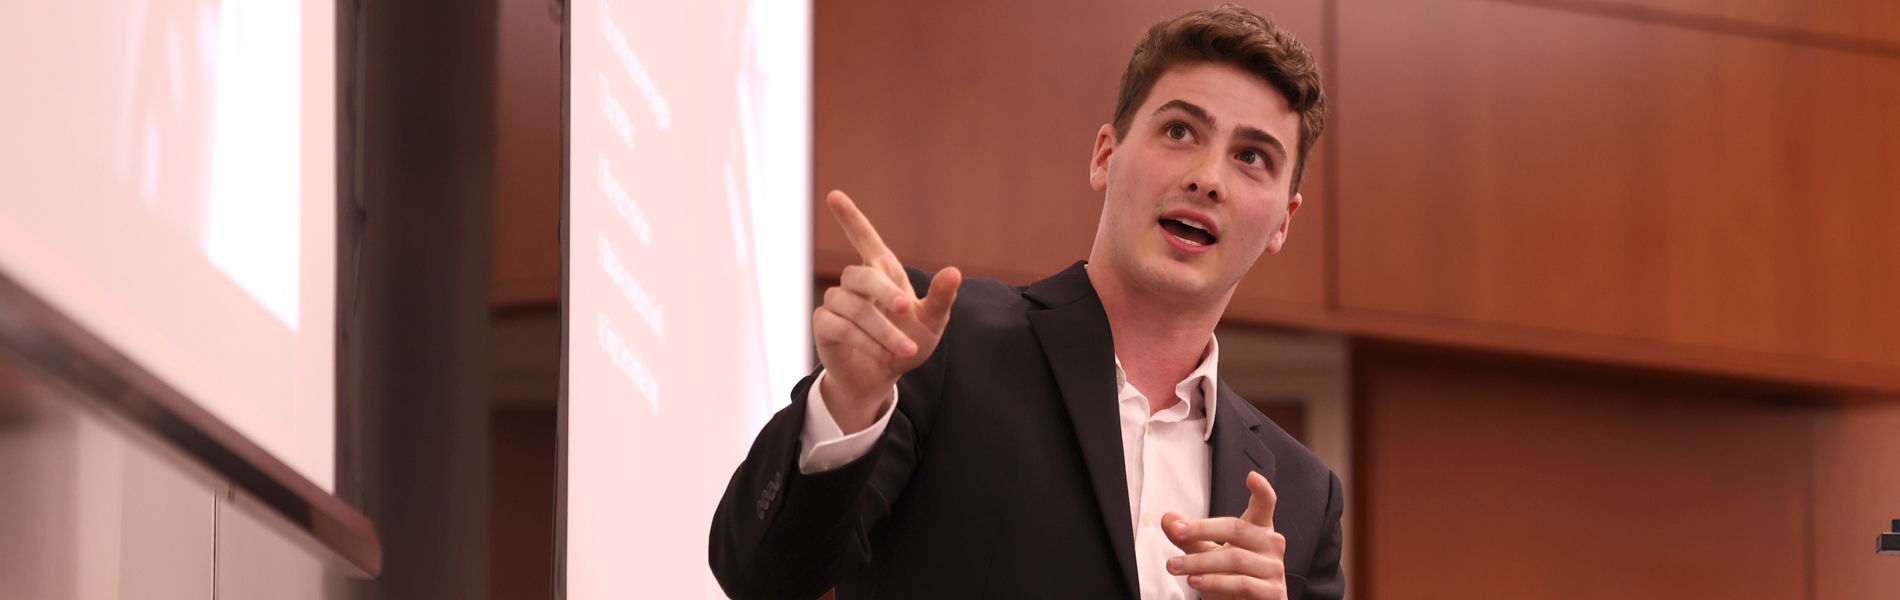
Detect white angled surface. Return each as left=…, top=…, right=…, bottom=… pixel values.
left=567, top=0, right=812, bottom=597
left=0, top=398, right=348, bottom=600
left=0, top=0, right=337, bottom=490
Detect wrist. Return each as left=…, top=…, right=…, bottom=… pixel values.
left=818, top=375, right=893, bottom=435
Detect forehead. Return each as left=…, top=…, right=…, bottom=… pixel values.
left=1140, top=62, right=1298, bottom=142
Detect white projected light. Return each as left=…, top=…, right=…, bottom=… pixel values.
left=566, top=0, right=811, bottom=597
left=0, top=0, right=337, bottom=490
left=206, top=0, right=305, bottom=330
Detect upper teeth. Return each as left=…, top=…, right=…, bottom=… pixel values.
left=1171, top=217, right=1209, bottom=233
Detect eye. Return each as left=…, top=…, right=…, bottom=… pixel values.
left=1236, top=149, right=1261, bottom=166
left=1166, top=123, right=1190, bottom=141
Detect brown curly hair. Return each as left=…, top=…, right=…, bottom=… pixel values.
left=1112, top=5, right=1326, bottom=193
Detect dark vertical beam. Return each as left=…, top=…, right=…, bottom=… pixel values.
left=551, top=0, right=571, bottom=597
left=339, top=0, right=497, bottom=597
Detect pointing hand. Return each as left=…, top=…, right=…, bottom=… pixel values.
left=810, top=191, right=962, bottom=434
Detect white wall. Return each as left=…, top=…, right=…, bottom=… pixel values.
left=0, top=393, right=352, bottom=600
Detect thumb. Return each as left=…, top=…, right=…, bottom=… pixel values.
left=1239, top=471, right=1278, bottom=530
left=919, top=266, right=962, bottom=327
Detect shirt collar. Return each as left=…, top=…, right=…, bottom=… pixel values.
left=1112, top=335, right=1221, bottom=441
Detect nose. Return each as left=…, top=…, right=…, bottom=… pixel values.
left=1182, top=153, right=1223, bottom=202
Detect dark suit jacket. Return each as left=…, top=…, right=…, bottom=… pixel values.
left=710, top=261, right=1344, bottom=600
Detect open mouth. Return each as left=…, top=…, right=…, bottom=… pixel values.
left=1160, top=217, right=1217, bottom=246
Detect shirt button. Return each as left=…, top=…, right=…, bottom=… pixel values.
left=1142, top=513, right=1152, bottom=528
left=1146, top=424, right=1154, bottom=436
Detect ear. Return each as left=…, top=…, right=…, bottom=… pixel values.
left=1265, top=192, right=1302, bottom=254
left=1089, top=124, right=1116, bottom=192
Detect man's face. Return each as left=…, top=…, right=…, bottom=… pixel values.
left=1088, top=62, right=1303, bottom=304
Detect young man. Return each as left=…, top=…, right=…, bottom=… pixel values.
left=711, top=6, right=1339, bottom=600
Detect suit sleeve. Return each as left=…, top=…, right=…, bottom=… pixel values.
left=1298, top=471, right=1347, bottom=600
left=708, top=267, right=949, bottom=600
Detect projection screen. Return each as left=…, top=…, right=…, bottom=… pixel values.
left=565, top=0, right=811, bottom=596
left=0, top=0, right=337, bottom=491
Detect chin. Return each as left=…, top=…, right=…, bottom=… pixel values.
left=1128, top=256, right=1219, bottom=301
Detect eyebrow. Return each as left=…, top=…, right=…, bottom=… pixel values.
left=1152, top=99, right=1289, bottom=163
left=1153, top=99, right=1214, bottom=128
left=1234, top=125, right=1288, bottom=163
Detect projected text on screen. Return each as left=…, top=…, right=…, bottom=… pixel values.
left=566, top=0, right=811, bottom=597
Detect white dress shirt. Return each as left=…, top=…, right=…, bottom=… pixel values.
left=799, top=337, right=1221, bottom=600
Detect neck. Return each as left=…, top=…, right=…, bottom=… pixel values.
left=1084, top=262, right=1227, bottom=414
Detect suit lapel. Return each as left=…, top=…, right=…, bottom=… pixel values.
left=1208, top=384, right=1277, bottom=519
left=1024, top=262, right=1139, bottom=600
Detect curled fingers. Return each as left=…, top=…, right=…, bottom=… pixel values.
left=823, top=286, right=917, bottom=357
left=1170, top=517, right=1285, bottom=555
left=1187, top=572, right=1284, bottom=600
left=1167, top=544, right=1286, bottom=580
left=841, top=265, right=912, bottom=314
left=812, top=307, right=892, bottom=362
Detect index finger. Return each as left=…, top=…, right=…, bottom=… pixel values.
left=1238, top=471, right=1278, bottom=530
left=826, top=191, right=901, bottom=275
left=1169, top=516, right=1267, bottom=548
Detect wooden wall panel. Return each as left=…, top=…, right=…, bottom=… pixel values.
left=491, top=407, right=556, bottom=600
left=491, top=0, right=563, bottom=308
left=1505, top=0, right=1900, bottom=51
left=1335, top=0, right=1900, bottom=369
left=814, top=0, right=1333, bottom=312
left=1812, top=400, right=1900, bottom=599
left=1358, top=348, right=1815, bottom=600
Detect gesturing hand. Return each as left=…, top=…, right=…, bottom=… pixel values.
left=1160, top=472, right=1288, bottom=600
left=812, top=191, right=962, bottom=434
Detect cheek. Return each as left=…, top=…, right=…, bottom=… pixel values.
left=1115, top=147, right=1181, bottom=195
left=1229, top=201, right=1286, bottom=250
left=1106, top=159, right=1172, bottom=223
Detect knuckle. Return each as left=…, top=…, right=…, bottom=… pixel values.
left=827, top=289, right=863, bottom=313
left=1205, top=550, right=1236, bottom=571
left=837, top=317, right=864, bottom=339
left=1247, top=551, right=1281, bottom=578
left=1244, top=578, right=1272, bottom=597
left=849, top=296, right=883, bottom=321
left=1267, top=531, right=1287, bottom=552
left=1185, top=551, right=1214, bottom=570
left=1211, top=518, right=1239, bottom=538
left=1206, top=574, right=1242, bottom=594
left=846, top=263, right=881, bottom=282
left=886, top=328, right=913, bottom=346
left=1233, top=547, right=1261, bottom=568
left=813, top=314, right=846, bottom=338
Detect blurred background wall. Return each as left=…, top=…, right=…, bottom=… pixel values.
left=489, top=0, right=1900, bottom=598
